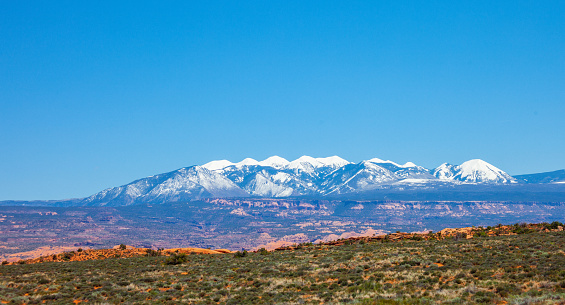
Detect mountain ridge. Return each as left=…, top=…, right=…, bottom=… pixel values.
left=2, top=156, right=565, bottom=206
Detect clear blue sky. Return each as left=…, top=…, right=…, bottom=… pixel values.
left=1, top=1, right=564, bottom=200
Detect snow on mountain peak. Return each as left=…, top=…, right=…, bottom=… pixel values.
left=459, top=159, right=491, bottom=170
left=235, top=158, right=260, bottom=167
left=457, top=159, right=515, bottom=183
left=433, top=163, right=456, bottom=180
left=202, top=160, right=234, bottom=171
left=368, top=157, right=387, bottom=164
left=316, top=156, right=352, bottom=167
left=258, top=156, right=290, bottom=168
left=292, top=155, right=317, bottom=163
left=287, top=155, right=351, bottom=171
left=287, top=156, right=323, bottom=172
left=80, top=155, right=535, bottom=206
left=203, top=155, right=349, bottom=171
left=433, top=159, right=516, bottom=184
left=367, top=158, right=409, bottom=167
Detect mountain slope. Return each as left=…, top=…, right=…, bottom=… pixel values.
left=433, top=159, right=516, bottom=184
left=321, top=161, right=397, bottom=195
left=285, top=155, right=351, bottom=175
left=514, top=169, right=565, bottom=184
left=81, top=166, right=248, bottom=206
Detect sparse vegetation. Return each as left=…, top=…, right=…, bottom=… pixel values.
left=0, top=224, right=564, bottom=304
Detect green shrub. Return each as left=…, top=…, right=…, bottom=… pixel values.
left=61, top=252, right=74, bottom=261
left=234, top=250, right=248, bottom=258
left=164, top=253, right=189, bottom=265
left=475, top=231, right=488, bottom=238
left=145, top=249, right=160, bottom=257
left=513, top=227, right=532, bottom=234
left=496, top=283, right=520, bottom=297
left=38, top=278, right=50, bottom=284
left=547, top=221, right=563, bottom=230
left=454, top=232, right=467, bottom=240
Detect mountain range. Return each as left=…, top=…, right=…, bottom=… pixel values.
left=3, top=156, right=564, bottom=207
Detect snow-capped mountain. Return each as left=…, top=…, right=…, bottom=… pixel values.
left=81, top=166, right=248, bottom=206
left=433, top=159, right=516, bottom=184
left=202, top=160, right=235, bottom=171
left=258, top=156, right=290, bottom=168
left=321, top=161, right=398, bottom=195
left=433, top=163, right=457, bottom=180
left=367, top=159, right=434, bottom=180
left=34, top=155, right=557, bottom=206
left=285, top=155, right=351, bottom=174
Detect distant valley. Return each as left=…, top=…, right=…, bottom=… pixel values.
left=2, top=198, right=564, bottom=262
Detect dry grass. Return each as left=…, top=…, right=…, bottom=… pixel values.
left=0, top=223, right=564, bottom=304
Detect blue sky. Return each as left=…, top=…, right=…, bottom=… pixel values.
left=1, top=1, right=564, bottom=200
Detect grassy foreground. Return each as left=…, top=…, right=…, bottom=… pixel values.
left=1, top=229, right=565, bottom=304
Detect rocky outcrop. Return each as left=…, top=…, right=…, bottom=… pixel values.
left=271, top=222, right=564, bottom=251
left=2, top=246, right=232, bottom=265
